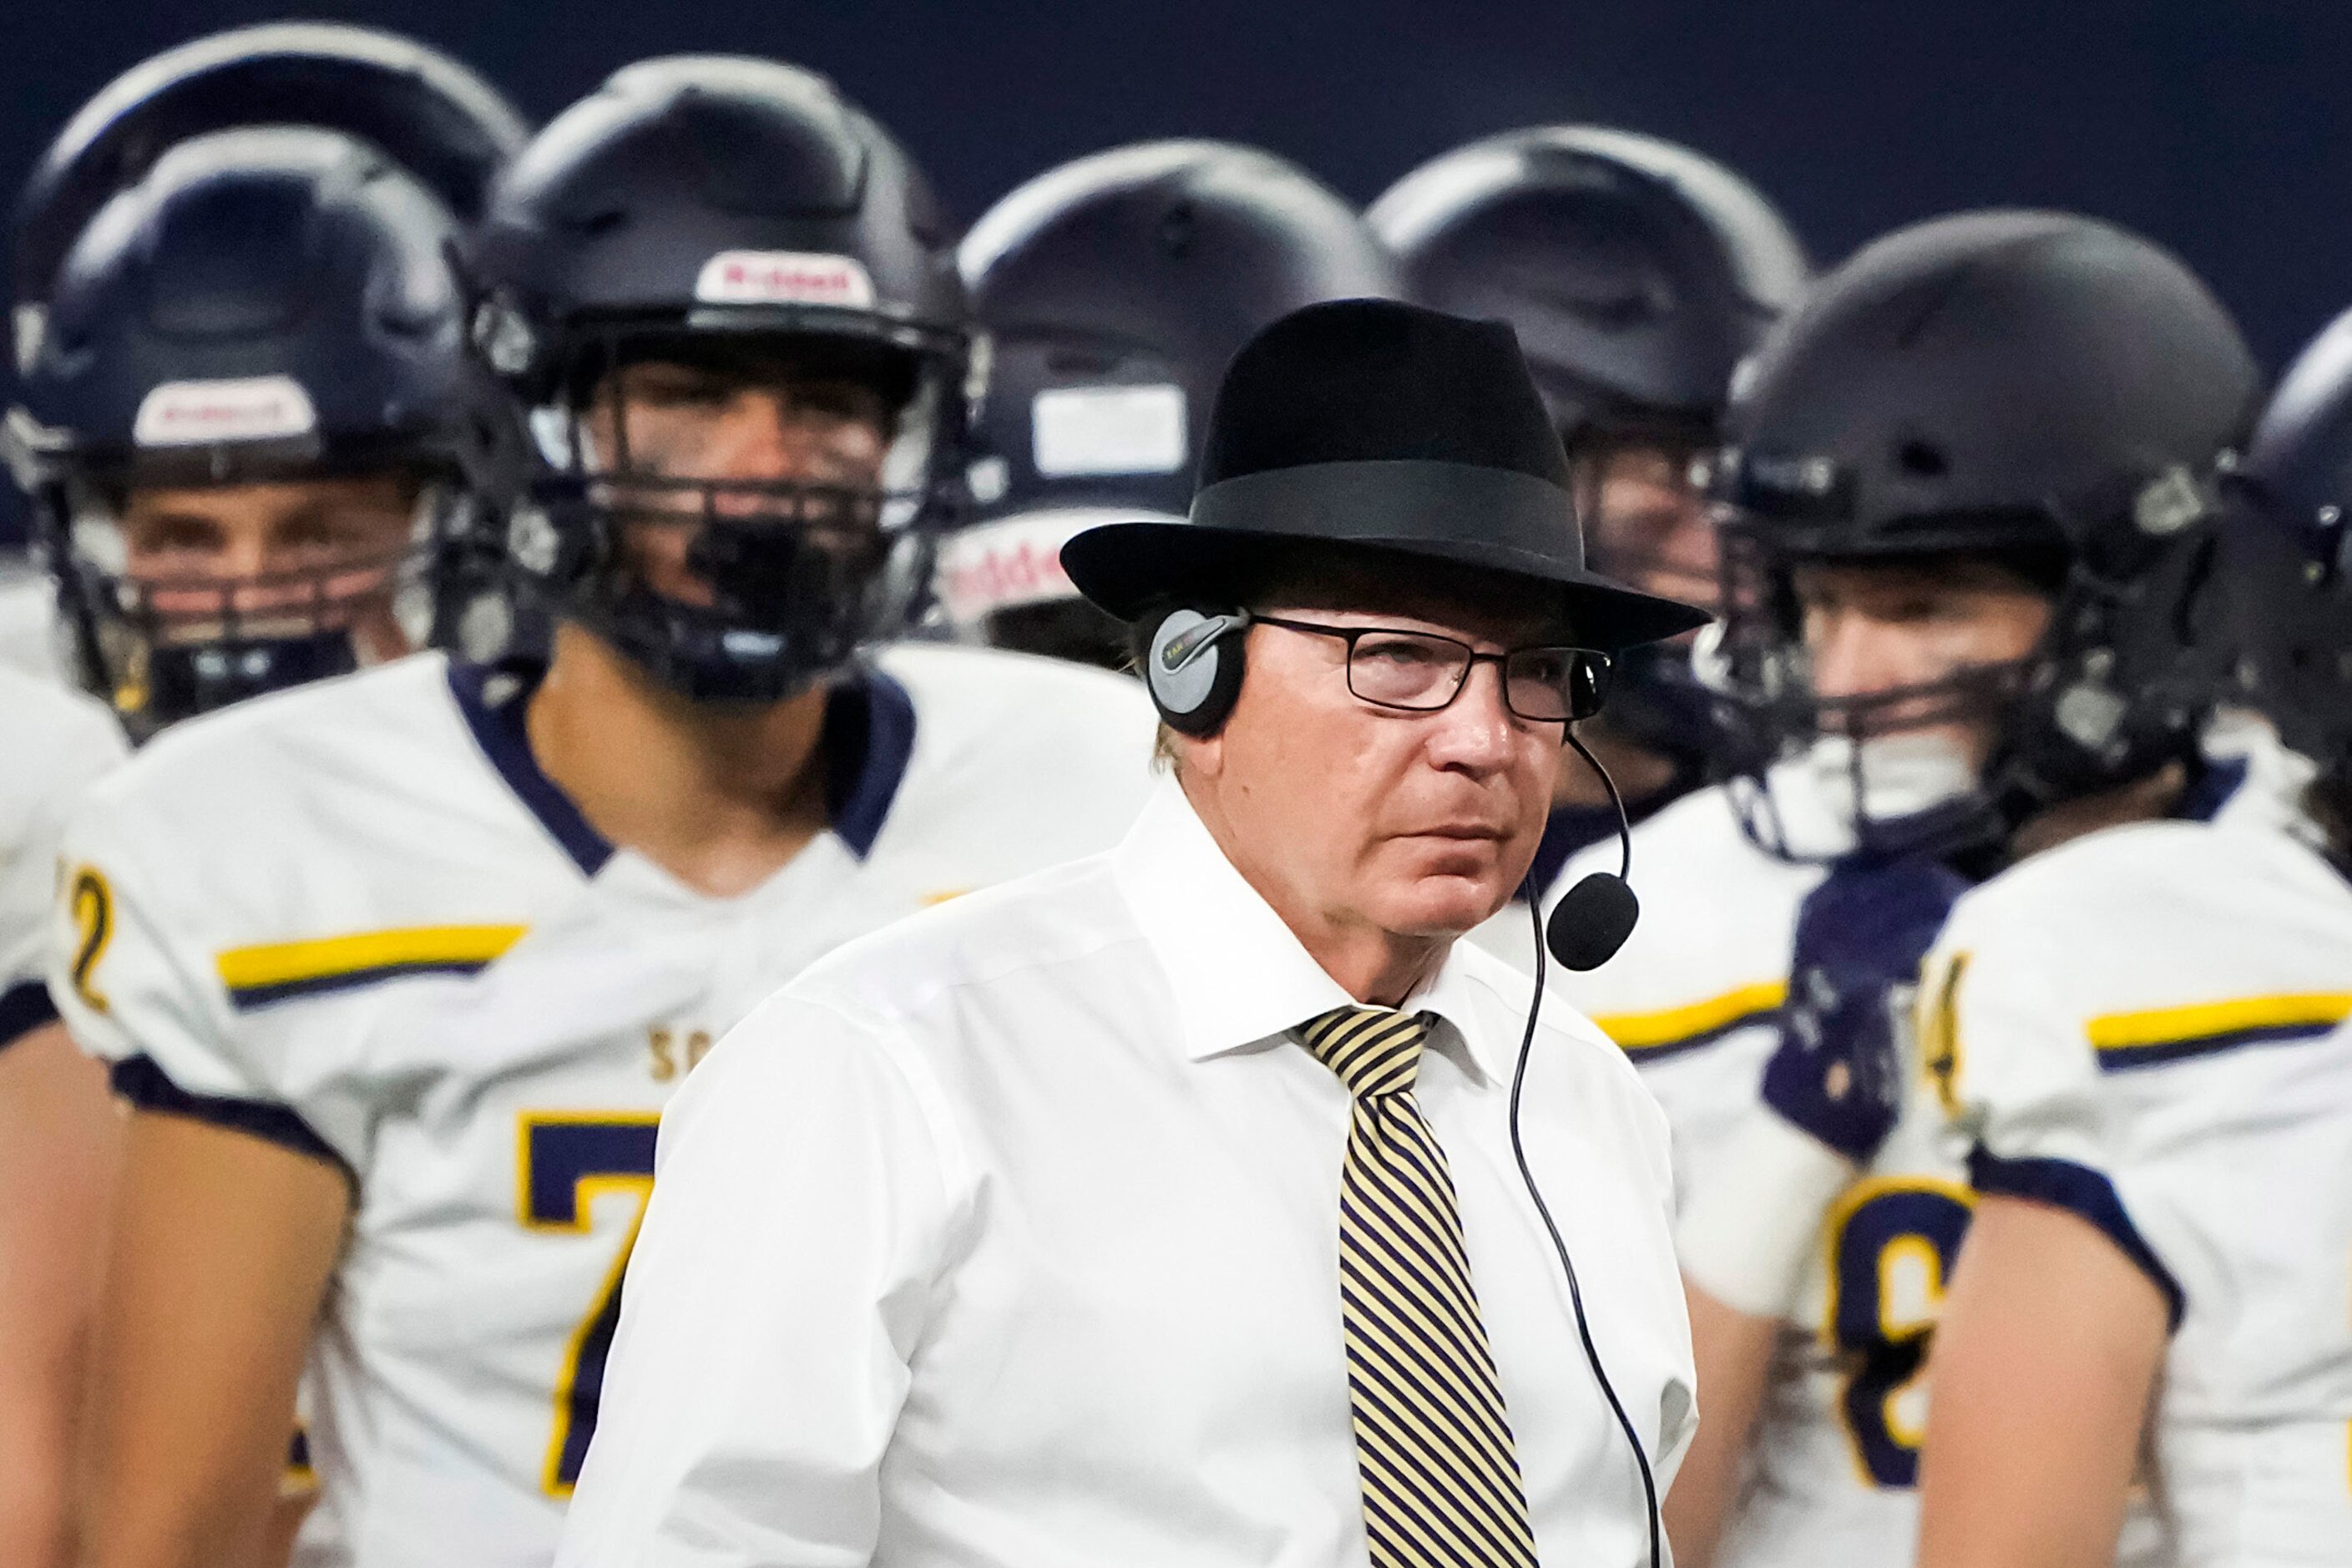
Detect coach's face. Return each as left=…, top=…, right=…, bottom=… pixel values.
left=1182, top=590, right=1569, bottom=945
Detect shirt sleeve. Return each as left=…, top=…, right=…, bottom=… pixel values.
left=46, top=796, right=250, bottom=1086
left=555, top=988, right=969, bottom=1568
left=1674, top=1102, right=1858, bottom=1318
left=44, top=792, right=350, bottom=1173
left=0, top=842, right=63, bottom=1044
left=1928, top=931, right=2187, bottom=1328
left=1, top=695, right=123, bottom=1046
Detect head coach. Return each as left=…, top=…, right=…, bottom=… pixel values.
left=557, top=299, right=1708, bottom=1568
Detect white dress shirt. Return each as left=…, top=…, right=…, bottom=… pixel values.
left=557, top=779, right=1697, bottom=1568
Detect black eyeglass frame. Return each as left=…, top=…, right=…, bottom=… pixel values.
left=1252, top=613, right=1611, bottom=724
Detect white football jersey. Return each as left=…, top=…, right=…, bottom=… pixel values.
left=1685, top=734, right=2310, bottom=1568
left=1926, top=811, right=2352, bottom=1566
left=48, top=643, right=1160, bottom=1568
left=1534, top=780, right=1825, bottom=1210
left=2, top=662, right=121, bottom=1040
left=0, top=555, right=63, bottom=684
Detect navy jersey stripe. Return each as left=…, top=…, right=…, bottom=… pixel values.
left=1967, top=1147, right=2183, bottom=1330
left=0, top=979, right=59, bottom=1049
left=447, top=660, right=614, bottom=878
left=2096, top=1018, right=2343, bottom=1072
left=110, top=1055, right=354, bottom=1187
left=1618, top=1004, right=1783, bottom=1063
left=225, top=956, right=503, bottom=1012
left=822, top=666, right=917, bottom=860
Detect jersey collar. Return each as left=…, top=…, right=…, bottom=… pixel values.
left=447, top=656, right=918, bottom=877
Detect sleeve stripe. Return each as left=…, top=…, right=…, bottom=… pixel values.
left=110, top=1055, right=355, bottom=1186
left=0, top=980, right=59, bottom=1050
left=2088, top=991, right=2352, bottom=1072
left=1966, top=1147, right=2184, bottom=1331
left=215, top=924, right=528, bottom=1010
left=1595, top=979, right=1787, bottom=1060
left=282, top=1427, right=316, bottom=1497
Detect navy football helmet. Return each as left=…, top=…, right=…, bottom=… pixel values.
left=1707, top=210, right=2260, bottom=857
left=466, top=56, right=973, bottom=703
left=5, top=23, right=527, bottom=629
left=1369, top=128, right=1809, bottom=765
left=2201, top=308, right=2352, bottom=841
left=944, top=140, right=1400, bottom=665
left=8, top=128, right=509, bottom=738
left=14, top=22, right=526, bottom=325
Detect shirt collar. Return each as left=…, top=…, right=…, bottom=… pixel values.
left=1110, top=778, right=1510, bottom=1084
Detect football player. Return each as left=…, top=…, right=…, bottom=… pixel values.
left=0, top=666, right=124, bottom=1568
left=1370, top=127, right=1809, bottom=873
left=3, top=29, right=524, bottom=1567
left=0, top=554, right=63, bottom=680
left=938, top=139, right=1399, bottom=666
left=1572, top=212, right=2274, bottom=1567
left=52, top=58, right=1157, bottom=1568
left=7, top=23, right=529, bottom=736
left=1914, top=308, right=2352, bottom=1566
left=1, top=23, right=521, bottom=690
left=17, top=123, right=518, bottom=1568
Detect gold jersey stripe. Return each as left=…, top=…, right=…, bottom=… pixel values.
left=1596, top=978, right=1788, bottom=1054
left=217, top=923, right=530, bottom=992
left=2088, top=991, right=2352, bottom=1053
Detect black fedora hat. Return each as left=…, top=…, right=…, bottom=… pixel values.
left=1058, top=296, right=1710, bottom=650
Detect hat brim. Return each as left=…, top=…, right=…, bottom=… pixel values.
left=1060, top=519, right=1713, bottom=652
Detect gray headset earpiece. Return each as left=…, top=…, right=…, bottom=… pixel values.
left=1146, top=608, right=1250, bottom=735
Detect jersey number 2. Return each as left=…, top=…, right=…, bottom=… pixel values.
left=518, top=1114, right=660, bottom=1495
left=1825, top=1179, right=1975, bottom=1488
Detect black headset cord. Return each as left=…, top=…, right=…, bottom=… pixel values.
left=1506, top=734, right=1663, bottom=1568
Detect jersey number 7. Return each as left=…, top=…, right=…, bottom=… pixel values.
left=518, top=1113, right=660, bottom=1496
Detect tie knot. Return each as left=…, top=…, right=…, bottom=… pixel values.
left=1301, top=1008, right=1434, bottom=1098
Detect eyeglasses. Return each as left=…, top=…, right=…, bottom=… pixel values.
left=1252, top=615, right=1611, bottom=723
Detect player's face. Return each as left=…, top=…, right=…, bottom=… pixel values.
left=581, top=358, right=892, bottom=609
left=116, top=476, right=417, bottom=656
left=1209, top=599, right=1567, bottom=940
left=1791, top=557, right=2053, bottom=772
left=1577, top=444, right=1717, bottom=611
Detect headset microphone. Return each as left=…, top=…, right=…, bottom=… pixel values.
left=1508, top=727, right=1662, bottom=1568
left=1546, top=728, right=1641, bottom=971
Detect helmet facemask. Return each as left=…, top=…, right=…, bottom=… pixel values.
left=25, top=443, right=470, bottom=741
left=504, top=316, right=966, bottom=703
left=1709, top=523, right=2064, bottom=861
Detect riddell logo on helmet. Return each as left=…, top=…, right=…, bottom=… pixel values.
left=695, top=251, right=877, bottom=308
left=132, top=377, right=319, bottom=448
left=936, top=513, right=1083, bottom=622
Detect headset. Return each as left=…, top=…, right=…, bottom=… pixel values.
left=1518, top=736, right=1662, bottom=1568
left=1143, top=606, right=1252, bottom=735
left=1145, top=599, right=1662, bottom=1566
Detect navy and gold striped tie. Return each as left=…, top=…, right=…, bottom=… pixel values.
left=1300, top=1006, right=1540, bottom=1568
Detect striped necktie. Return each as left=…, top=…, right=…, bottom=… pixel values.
left=1300, top=1006, right=1540, bottom=1568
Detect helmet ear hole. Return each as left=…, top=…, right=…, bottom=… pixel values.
left=1144, top=607, right=1248, bottom=736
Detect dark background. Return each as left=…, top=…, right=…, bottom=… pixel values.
left=7, top=0, right=2349, bottom=537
